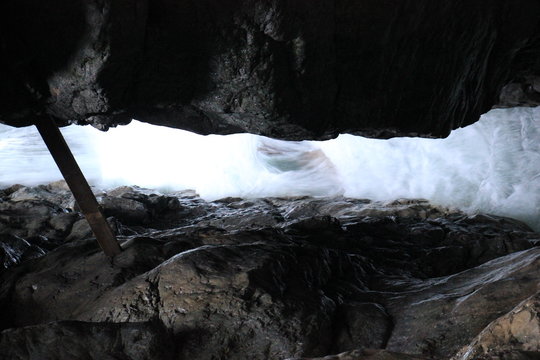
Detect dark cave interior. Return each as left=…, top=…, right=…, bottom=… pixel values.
left=1, top=1, right=540, bottom=360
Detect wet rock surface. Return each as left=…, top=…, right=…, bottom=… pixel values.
left=1, top=1, right=539, bottom=139
left=0, top=184, right=539, bottom=359
left=453, top=292, right=540, bottom=360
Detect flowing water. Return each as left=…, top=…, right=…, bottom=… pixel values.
left=1, top=107, right=539, bottom=230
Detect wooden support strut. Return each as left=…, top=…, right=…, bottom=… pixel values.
left=35, top=117, right=122, bottom=257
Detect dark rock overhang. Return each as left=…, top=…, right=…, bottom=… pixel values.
left=1, top=0, right=539, bottom=140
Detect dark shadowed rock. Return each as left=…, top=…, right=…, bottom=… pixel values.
left=0, top=185, right=539, bottom=359
left=0, top=320, right=173, bottom=360
left=1, top=1, right=539, bottom=139
left=453, top=292, right=540, bottom=360
left=0, top=234, right=45, bottom=270
left=332, top=302, right=393, bottom=353
left=0, top=183, right=80, bottom=269
left=384, top=249, right=540, bottom=357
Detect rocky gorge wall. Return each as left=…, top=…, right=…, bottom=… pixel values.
left=0, top=184, right=539, bottom=359
left=1, top=0, right=540, bottom=139
left=1, top=2, right=540, bottom=359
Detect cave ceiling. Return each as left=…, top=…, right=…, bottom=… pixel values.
left=1, top=0, right=539, bottom=140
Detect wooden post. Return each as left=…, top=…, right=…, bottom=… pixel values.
left=35, top=117, right=122, bottom=257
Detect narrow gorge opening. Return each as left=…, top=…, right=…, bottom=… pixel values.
left=1, top=106, right=539, bottom=230
left=2, top=1, right=540, bottom=356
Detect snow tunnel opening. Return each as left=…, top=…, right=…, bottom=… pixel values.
left=0, top=106, right=539, bottom=230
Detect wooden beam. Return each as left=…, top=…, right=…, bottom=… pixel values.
left=35, top=117, right=122, bottom=257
